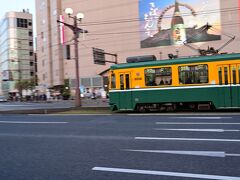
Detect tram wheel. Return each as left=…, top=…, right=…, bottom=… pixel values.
left=136, top=105, right=147, bottom=113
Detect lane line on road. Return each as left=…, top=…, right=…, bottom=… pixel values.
left=0, top=121, right=68, bottom=124
left=154, top=128, right=240, bottom=132
left=127, top=114, right=240, bottom=116
left=135, top=137, right=240, bottom=142
left=156, top=122, right=240, bottom=125
left=29, top=114, right=112, bottom=116
left=122, top=149, right=240, bottom=157
left=92, top=167, right=240, bottom=180
left=168, top=117, right=232, bottom=119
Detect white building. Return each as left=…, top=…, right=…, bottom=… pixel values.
left=0, top=10, right=35, bottom=97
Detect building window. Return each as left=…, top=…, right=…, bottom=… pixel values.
left=29, top=41, right=33, bottom=46
left=178, top=64, right=208, bottom=84
left=29, top=51, right=33, bottom=56
left=145, top=67, right=172, bottom=86
left=29, top=31, right=33, bottom=36
left=28, top=21, right=32, bottom=26
left=17, top=18, right=28, bottom=28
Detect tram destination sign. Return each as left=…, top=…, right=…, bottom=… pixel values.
left=93, top=48, right=106, bottom=65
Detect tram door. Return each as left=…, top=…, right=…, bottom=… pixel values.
left=119, top=73, right=132, bottom=110
left=218, top=64, right=240, bottom=108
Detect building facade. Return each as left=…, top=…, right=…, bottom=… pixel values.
left=36, top=0, right=240, bottom=96
left=35, top=0, right=64, bottom=91
left=0, top=11, right=35, bottom=97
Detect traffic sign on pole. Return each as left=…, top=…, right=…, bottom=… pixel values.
left=93, top=48, right=106, bottom=65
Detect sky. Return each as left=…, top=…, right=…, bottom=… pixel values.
left=0, top=0, right=36, bottom=35
left=0, top=0, right=35, bottom=18
left=0, top=0, right=35, bottom=19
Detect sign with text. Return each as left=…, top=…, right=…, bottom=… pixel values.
left=139, top=0, right=221, bottom=48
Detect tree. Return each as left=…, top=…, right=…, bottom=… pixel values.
left=15, top=77, right=38, bottom=98
left=62, top=79, right=71, bottom=100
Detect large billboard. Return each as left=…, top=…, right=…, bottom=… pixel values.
left=139, top=0, right=221, bottom=48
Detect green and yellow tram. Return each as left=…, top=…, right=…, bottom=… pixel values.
left=108, top=53, right=240, bottom=111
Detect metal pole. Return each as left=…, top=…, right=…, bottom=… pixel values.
left=159, top=52, right=162, bottom=60
left=73, top=17, right=81, bottom=107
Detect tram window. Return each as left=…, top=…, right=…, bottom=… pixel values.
left=120, top=74, right=124, bottom=90
left=238, top=66, right=240, bottom=84
left=224, top=67, right=228, bottom=85
left=218, top=67, right=222, bottom=85
left=111, top=73, right=116, bottom=89
left=178, top=64, right=208, bottom=84
left=125, top=74, right=130, bottom=89
left=232, top=66, right=236, bottom=85
left=145, top=67, right=172, bottom=86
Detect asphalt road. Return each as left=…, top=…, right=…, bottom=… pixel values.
left=0, top=114, right=239, bottom=180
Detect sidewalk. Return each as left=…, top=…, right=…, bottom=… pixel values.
left=43, top=98, right=109, bottom=107
left=0, top=98, right=110, bottom=114
left=81, top=98, right=109, bottom=107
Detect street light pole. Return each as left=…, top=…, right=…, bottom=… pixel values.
left=73, top=17, right=81, bottom=107
left=57, top=8, right=88, bottom=107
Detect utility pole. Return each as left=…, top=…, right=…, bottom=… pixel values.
left=57, top=8, right=88, bottom=107
left=73, top=16, right=81, bottom=107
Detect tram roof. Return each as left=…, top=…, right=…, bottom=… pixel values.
left=111, top=53, right=240, bottom=70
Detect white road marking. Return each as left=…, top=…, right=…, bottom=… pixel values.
left=156, top=122, right=240, bottom=125
left=168, top=117, right=232, bottom=119
left=123, top=149, right=240, bottom=157
left=135, top=137, right=240, bottom=142
left=92, top=167, right=240, bottom=180
left=29, top=114, right=112, bottom=116
left=154, top=128, right=240, bottom=132
left=128, top=114, right=175, bottom=116
left=0, top=121, right=68, bottom=124
left=0, top=105, right=32, bottom=107
left=128, top=113, right=240, bottom=116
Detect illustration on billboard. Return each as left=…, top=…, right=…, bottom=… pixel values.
left=139, top=0, right=221, bottom=48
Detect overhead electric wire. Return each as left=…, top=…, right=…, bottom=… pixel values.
left=35, top=6, right=240, bottom=39
left=36, top=20, right=240, bottom=56
left=60, top=1, right=136, bottom=13
left=35, top=4, right=240, bottom=57
left=36, top=20, right=240, bottom=44
left=79, top=7, right=240, bottom=26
